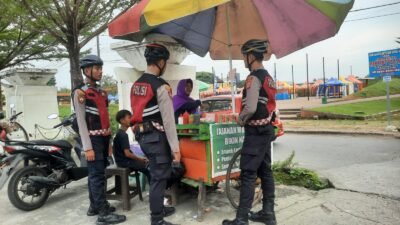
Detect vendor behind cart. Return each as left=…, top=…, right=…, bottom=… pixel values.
left=223, top=39, right=277, bottom=225
left=173, top=79, right=201, bottom=123
left=130, top=43, right=180, bottom=225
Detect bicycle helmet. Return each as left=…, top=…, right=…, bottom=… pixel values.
left=241, top=39, right=269, bottom=71
left=144, top=43, right=170, bottom=63
left=241, top=39, right=269, bottom=55
left=79, top=55, right=103, bottom=69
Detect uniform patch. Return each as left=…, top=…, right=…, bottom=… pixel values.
left=245, top=76, right=254, bottom=89
left=268, top=78, right=276, bottom=89
left=165, top=85, right=172, bottom=97
left=77, top=90, right=85, bottom=104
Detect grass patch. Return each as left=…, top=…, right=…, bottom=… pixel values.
left=353, top=78, right=400, bottom=98
left=310, top=98, right=400, bottom=116
left=59, top=104, right=120, bottom=134
left=273, top=152, right=331, bottom=191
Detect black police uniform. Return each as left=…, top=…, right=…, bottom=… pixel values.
left=73, top=85, right=112, bottom=215
left=131, top=73, right=176, bottom=224
left=236, top=69, right=277, bottom=223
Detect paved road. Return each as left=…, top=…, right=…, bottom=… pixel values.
left=274, top=134, right=400, bottom=199
left=0, top=134, right=399, bottom=225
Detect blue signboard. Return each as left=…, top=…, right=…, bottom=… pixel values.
left=368, top=48, right=400, bottom=78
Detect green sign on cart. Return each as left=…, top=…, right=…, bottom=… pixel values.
left=209, top=123, right=244, bottom=178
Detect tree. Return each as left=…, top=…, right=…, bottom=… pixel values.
left=0, top=0, right=62, bottom=72
left=21, top=0, right=136, bottom=88
left=196, top=71, right=222, bottom=84
left=396, top=37, right=400, bottom=44
left=47, top=77, right=56, bottom=86
left=101, top=74, right=117, bottom=95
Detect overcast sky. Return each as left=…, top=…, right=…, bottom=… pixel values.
left=34, top=0, right=400, bottom=88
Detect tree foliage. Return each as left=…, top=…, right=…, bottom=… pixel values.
left=0, top=0, right=62, bottom=71
left=101, top=74, right=117, bottom=95
left=196, top=71, right=223, bottom=84
left=20, top=0, right=135, bottom=88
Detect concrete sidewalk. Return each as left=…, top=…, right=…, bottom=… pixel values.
left=0, top=182, right=398, bottom=225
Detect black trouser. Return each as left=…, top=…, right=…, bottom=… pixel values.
left=238, top=124, right=275, bottom=213
left=117, top=159, right=151, bottom=184
left=87, top=136, right=110, bottom=215
left=136, top=130, right=172, bottom=220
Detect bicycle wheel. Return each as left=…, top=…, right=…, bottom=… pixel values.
left=7, top=122, right=29, bottom=141
left=225, top=149, right=263, bottom=209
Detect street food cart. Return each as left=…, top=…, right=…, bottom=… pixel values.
left=176, top=121, right=244, bottom=221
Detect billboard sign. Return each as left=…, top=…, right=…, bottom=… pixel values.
left=368, top=48, right=400, bottom=78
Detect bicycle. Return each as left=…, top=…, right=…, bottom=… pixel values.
left=0, top=111, right=29, bottom=142
left=225, top=149, right=263, bottom=209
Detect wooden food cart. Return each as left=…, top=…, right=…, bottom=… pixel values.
left=176, top=122, right=244, bottom=221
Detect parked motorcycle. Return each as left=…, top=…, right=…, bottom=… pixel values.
left=0, top=114, right=87, bottom=211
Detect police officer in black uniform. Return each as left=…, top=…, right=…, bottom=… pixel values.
left=131, top=44, right=180, bottom=225
left=222, top=40, right=277, bottom=225
left=74, top=55, right=126, bottom=225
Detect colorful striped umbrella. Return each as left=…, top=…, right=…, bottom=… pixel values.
left=108, top=0, right=354, bottom=59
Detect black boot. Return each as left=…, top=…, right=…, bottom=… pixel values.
left=249, top=201, right=276, bottom=225
left=222, top=207, right=249, bottom=225
left=96, top=210, right=126, bottom=225
left=151, top=214, right=179, bottom=225
left=163, top=206, right=176, bottom=217
left=87, top=202, right=116, bottom=216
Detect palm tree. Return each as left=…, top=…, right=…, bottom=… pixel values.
left=397, top=37, right=400, bottom=44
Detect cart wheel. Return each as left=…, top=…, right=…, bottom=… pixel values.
left=225, top=149, right=262, bottom=209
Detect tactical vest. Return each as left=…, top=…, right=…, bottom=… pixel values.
left=242, top=69, right=276, bottom=121
left=130, top=73, right=168, bottom=125
left=73, top=85, right=110, bottom=136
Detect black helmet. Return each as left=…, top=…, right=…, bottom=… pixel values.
left=241, top=39, right=269, bottom=55
left=79, top=55, right=104, bottom=69
left=144, top=43, right=170, bottom=63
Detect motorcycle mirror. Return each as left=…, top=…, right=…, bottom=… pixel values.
left=47, top=114, right=59, bottom=119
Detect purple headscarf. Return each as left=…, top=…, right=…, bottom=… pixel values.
left=173, top=79, right=194, bottom=112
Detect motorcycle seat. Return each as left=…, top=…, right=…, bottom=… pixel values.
left=30, top=140, right=73, bottom=149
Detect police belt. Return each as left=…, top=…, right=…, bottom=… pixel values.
left=133, top=121, right=165, bottom=134
left=247, top=118, right=270, bottom=126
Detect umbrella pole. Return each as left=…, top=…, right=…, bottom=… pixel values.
left=225, top=4, right=236, bottom=113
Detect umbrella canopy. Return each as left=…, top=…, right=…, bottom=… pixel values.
left=109, top=0, right=354, bottom=59
left=197, top=80, right=211, bottom=91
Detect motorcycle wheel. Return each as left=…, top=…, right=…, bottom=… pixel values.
left=8, top=166, right=50, bottom=211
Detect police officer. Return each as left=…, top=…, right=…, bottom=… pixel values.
left=74, top=55, right=126, bottom=225
left=222, top=40, right=277, bottom=225
left=131, top=44, right=181, bottom=225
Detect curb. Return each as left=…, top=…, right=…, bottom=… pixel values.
left=284, top=129, right=400, bottom=138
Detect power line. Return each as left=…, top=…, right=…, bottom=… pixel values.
left=345, top=12, right=400, bottom=22
left=350, top=1, right=400, bottom=12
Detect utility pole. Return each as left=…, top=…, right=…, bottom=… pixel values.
left=96, top=35, right=101, bottom=57
left=337, top=59, right=340, bottom=80
left=306, top=54, right=310, bottom=101
left=323, top=57, right=326, bottom=97
left=350, top=65, right=353, bottom=75
left=274, top=63, right=277, bottom=88
left=291, top=64, right=295, bottom=99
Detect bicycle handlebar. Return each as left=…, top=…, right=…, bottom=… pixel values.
left=10, top=112, right=23, bottom=121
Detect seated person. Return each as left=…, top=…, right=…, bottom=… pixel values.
left=113, top=110, right=150, bottom=182
left=173, top=79, right=201, bottom=123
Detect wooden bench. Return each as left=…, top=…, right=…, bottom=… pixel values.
left=105, top=167, right=143, bottom=211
